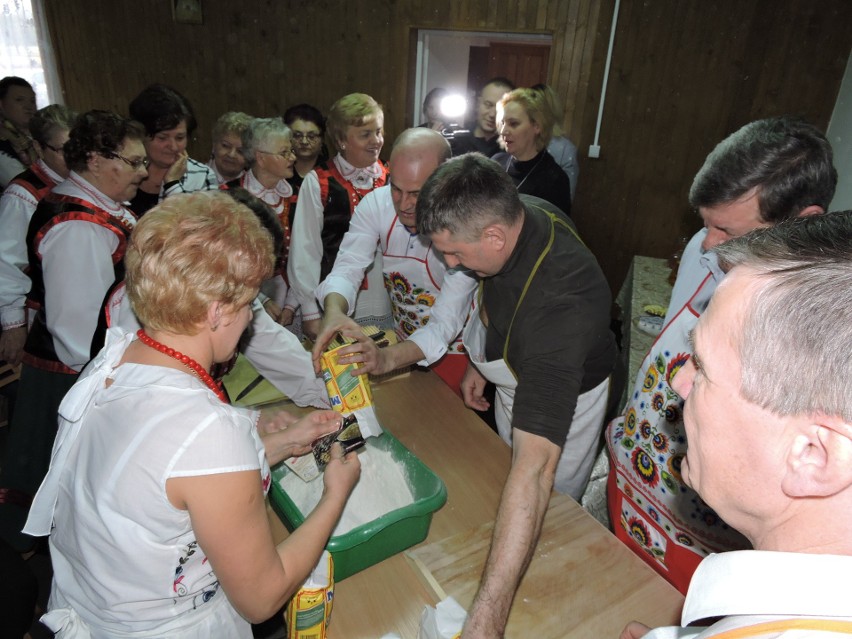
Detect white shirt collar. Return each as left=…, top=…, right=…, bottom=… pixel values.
left=333, top=153, right=383, bottom=189
left=62, top=171, right=127, bottom=213
left=36, top=158, right=64, bottom=185
left=244, top=169, right=293, bottom=206
left=683, top=550, right=852, bottom=625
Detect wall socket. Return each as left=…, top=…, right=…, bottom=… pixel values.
left=588, top=144, right=601, bottom=159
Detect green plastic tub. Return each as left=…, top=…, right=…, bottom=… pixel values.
left=269, top=429, right=447, bottom=581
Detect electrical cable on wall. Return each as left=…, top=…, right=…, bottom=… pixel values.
left=589, top=0, right=621, bottom=159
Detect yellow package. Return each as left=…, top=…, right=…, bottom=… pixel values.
left=286, top=551, right=334, bottom=639
left=320, top=337, right=373, bottom=413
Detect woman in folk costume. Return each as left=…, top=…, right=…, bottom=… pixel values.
left=0, top=104, right=77, bottom=365
left=0, top=110, right=146, bottom=552
left=224, top=117, right=301, bottom=333
left=288, top=93, right=391, bottom=341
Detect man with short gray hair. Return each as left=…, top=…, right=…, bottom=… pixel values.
left=417, top=152, right=616, bottom=638
left=622, top=210, right=852, bottom=638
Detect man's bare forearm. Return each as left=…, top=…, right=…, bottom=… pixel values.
left=377, top=340, right=426, bottom=374
left=462, top=434, right=559, bottom=638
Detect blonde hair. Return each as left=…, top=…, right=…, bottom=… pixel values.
left=126, top=191, right=274, bottom=334
left=211, top=111, right=253, bottom=142
left=326, top=93, right=382, bottom=153
left=498, top=88, right=554, bottom=151
left=532, top=84, right=565, bottom=137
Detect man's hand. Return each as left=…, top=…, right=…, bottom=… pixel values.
left=0, top=326, right=27, bottom=366
left=620, top=621, right=652, bottom=639
left=461, top=362, right=490, bottom=411
left=310, top=308, right=361, bottom=374
left=461, top=430, right=561, bottom=638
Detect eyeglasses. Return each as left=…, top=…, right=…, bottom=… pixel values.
left=43, top=142, right=65, bottom=153
left=292, top=132, right=321, bottom=142
left=257, top=148, right=295, bottom=159
left=103, top=151, right=149, bottom=170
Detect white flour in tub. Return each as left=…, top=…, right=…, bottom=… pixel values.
left=278, top=443, right=415, bottom=536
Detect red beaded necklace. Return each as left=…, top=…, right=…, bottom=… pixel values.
left=136, top=329, right=228, bottom=403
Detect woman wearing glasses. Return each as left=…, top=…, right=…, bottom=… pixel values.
left=288, top=93, right=391, bottom=341
left=224, top=117, right=301, bottom=330
left=128, top=84, right=217, bottom=216
left=0, top=110, right=147, bottom=552
left=0, top=104, right=77, bottom=366
left=283, top=103, right=327, bottom=198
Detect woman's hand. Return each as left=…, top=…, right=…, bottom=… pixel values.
left=165, top=150, right=189, bottom=183
left=278, top=307, right=295, bottom=327
left=302, top=318, right=321, bottom=342
left=322, top=442, right=361, bottom=502
left=0, top=325, right=27, bottom=366
left=259, top=410, right=343, bottom=465
left=257, top=407, right=300, bottom=435
left=262, top=299, right=283, bottom=323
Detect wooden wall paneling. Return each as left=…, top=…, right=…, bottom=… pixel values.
left=572, top=0, right=606, bottom=151
left=572, top=0, right=851, bottom=289
left=548, top=0, right=575, bottom=130
left=486, top=1, right=500, bottom=27
left=560, top=0, right=588, bottom=140
left=43, top=0, right=851, bottom=292
left=536, top=0, right=549, bottom=31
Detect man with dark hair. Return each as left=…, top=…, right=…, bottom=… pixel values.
left=417, top=153, right=615, bottom=637
left=622, top=211, right=852, bottom=638
left=606, top=117, right=837, bottom=594
left=450, top=77, right=515, bottom=158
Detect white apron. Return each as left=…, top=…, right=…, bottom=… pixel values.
left=463, top=290, right=609, bottom=501
left=382, top=221, right=464, bottom=356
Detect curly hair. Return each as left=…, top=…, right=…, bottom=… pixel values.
left=125, top=191, right=275, bottom=334
left=63, top=110, right=145, bottom=173
left=211, top=111, right=252, bottom=143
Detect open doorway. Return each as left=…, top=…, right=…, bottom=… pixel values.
left=411, top=29, right=553, bottom=128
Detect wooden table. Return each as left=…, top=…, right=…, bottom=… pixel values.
left=268, top=369, right=683, bottom=638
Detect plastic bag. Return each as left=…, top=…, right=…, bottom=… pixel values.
left=418, top=596, right=467, bottom=639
